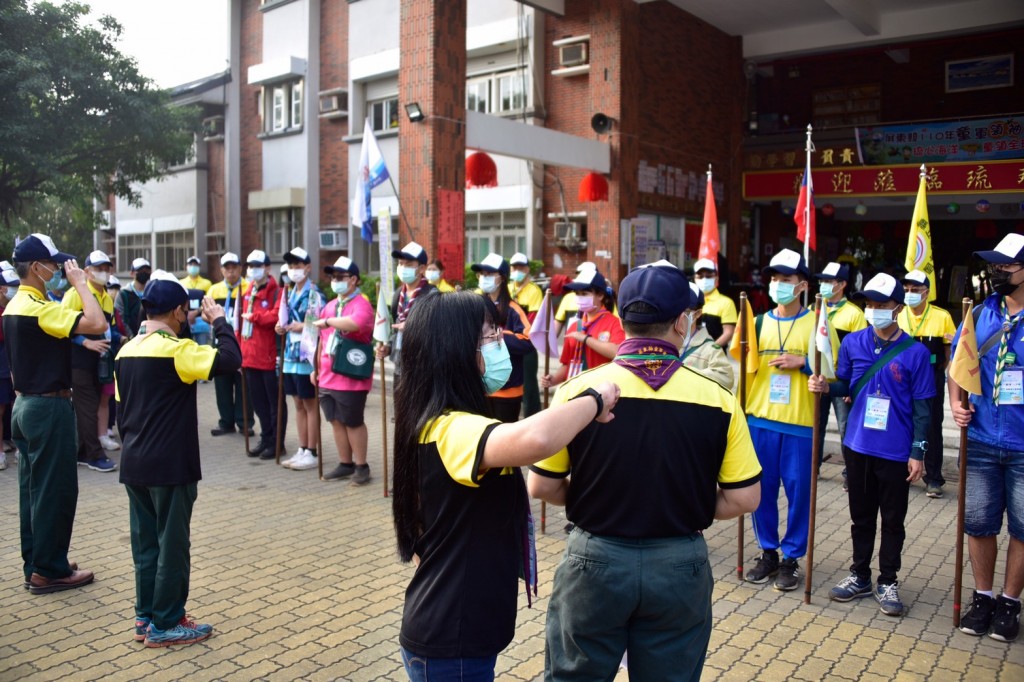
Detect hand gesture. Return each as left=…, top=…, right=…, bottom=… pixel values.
left=951, top=401, right=974, bottom=428
left=906, top=458, right=924, bottom=483
left=807, top=375, right=829, bottom=394
left=539, top=374, right=554, bottom=389
left=593, top=381, right=620, bottom=423
left=768, top=353, right=805, bottom=371
left=82, top=338, right=110, bottom=355
left=200, top=296, right=225, bottom=324
left=64, top=259, right=85, bottom=287
left=375, top=343, right=391, bottom=359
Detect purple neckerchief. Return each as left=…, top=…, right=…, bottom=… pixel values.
left=613, top=338, right=682, bottom=391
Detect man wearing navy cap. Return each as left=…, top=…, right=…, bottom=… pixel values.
left=5, top=233, right=108, bottom=594
left=951, top=233, right=1024, bottom=641
left=376, top=241, right=434, bottom=381
left=810, top=273, right=933, bottom=617
left=529, top=261, right=761, bottom=680
left=116, top=270, right=240, bottom=646
left=207, top=252, right=252, bottom=437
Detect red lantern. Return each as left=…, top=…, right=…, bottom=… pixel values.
left=821, top=203, right=835, bottom=217
left=465, top=152, right=497, bottom=188
left=578, top=172, right=609, bottom=202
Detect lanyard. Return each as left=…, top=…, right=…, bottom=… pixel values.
left=902, top=303, right=932, bottom=338
left=775, top=309, right=803, bottom=354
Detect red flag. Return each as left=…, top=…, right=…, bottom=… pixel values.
left=698, top=171, right=719, bottom=260
left=794, top=154, right=816, bottom=251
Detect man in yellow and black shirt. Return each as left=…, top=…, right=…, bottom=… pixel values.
left=693, top=257, right=738, bottom=347
left=508, top=252, right=544, bottom=416
left=115, top=271, right=241, bottom=646
left=898, top=269, right=957, bottom=498
left=5, top=234, right=107, bottom=594
left=529, top=261, right=761, bottom=681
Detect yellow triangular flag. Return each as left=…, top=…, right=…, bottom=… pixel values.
left=905, top=168, right=936, bottom=302
left=729, top=297, right=759, bottom=374
left=950, top=305, right=982, bottom=395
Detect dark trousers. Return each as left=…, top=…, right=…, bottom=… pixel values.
left=522, top=349, right=541, bottom=417
left=108, top=395, right=116, bottom=430
left=72, top=367, right=103, bottom=463
left=246, top=368, right=286, bottom=450
left=214, top=370, right=251, bottom=431
left=844, top=446, right=910, bottom=585
left=816, top=393, right=850, bottom=470
left=923, top=370, right=946, bottom=487
left=486, top=396, right=522, bottom=424
left=13, top=396, right=78, bottom=580
left=126, top=483, right=197, bottom=630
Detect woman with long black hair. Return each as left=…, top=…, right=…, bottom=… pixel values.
left=392, top=290, right=618, bottom=681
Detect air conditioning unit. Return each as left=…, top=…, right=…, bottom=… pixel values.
left=559, top=42, right=588, bottom=68
left=554, top=221, right=579, bottom=243
left=318, top=90, right=348, bottom=118
left=202, top=115, right=224, bottom=139
left=319, top=230, right=348, bottom=250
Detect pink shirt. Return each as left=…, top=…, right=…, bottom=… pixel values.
left=317, top=294, right=375, bottom=392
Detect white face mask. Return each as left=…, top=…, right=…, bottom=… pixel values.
left=425, top=270, right=441, bottom=283
left=696, top=277, right=715, bottom=294
left=397, top=265, right=419, bottom=285
left=247, top=266, right=265, bottom=281
left=90, top=271, right=109, bottom=286
left=287, top=268, right=307, bottom=283
left=865, top=307, right=896, bottom=330
left=478, top=275, right=498, bottom=294
left=903, top=292, right=923, bottom=307
left=3, top=287, right=17, bottom=299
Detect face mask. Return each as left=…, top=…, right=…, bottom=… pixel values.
left=819, top=283, right=835, bottom=299
left=478, top=275, right=498, bottom=294
left=135, top=270, right=151, bottom=285
left=425, top=270, right=441, bottom=283
left=865, top=307, right=896, bottom=330
left=288, top=268, right=307, bottom=283
left=769, top=281, right=799, bottom=305
left=510, top=270, right=526, bottom=284
left=247, top=266, right=265, bottom=282
left=38, top=263, right=64, bottom=292
left=576, top=295, right=596, bottom=314
left=91, top=271, right=109, bottom=286
left=480, top=339, right=512, bottom=394
left=903, top=292, right=923, bottom=307
left=991, top=269, right=1023, bottom=297
left=397, top=265, right=419, bottom=285
left=696, top=277, right=716, bottom=294
left=331, top=280, right=350, bottom=295
left=677, top=312, right=695, bottom=356
left=176, top=308, right=192, bottom=339
left=187, top=265, right=200, bottom=277
left=3, top=287, right=17, bottom=299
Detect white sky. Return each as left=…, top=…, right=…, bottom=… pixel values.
left=68, top=0, right=229, bottom=89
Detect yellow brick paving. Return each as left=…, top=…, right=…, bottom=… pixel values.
left=1, top=382, right=1023, bottom=681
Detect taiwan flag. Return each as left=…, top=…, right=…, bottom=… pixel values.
left=794, top=155, right=816, bottom=252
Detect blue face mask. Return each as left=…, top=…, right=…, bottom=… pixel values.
left=509, top=270, right=526, bottom=284
left=187, top=265, right=200, bottom=277
left=865, top=307, right=896, bottom=330
left=397, top=265, right=419, bottom=285
left=331, top=280, right=350, bottom=295
left=480, top=339, right=512, bottom=394
left=769, top=280, right=799, bottom=305
left=38, top=263, right=63, bottom=292
left=478, top=275, right=498, bottom=294
left=904, top=292, right=923, bottom=307
left=819, top=283, right=835, bottom=299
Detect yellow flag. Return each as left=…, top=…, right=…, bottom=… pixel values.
left=905, top=169, right=936, bottom=302
left=949, top=305, right=982, bottom=395
left=729, top=297, right=759, bottom=375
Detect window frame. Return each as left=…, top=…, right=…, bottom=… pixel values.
left=260, top=79, right=304, bottom=136
left=368, top=97, right=400, bottom=133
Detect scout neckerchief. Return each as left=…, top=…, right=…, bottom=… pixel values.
left=568, top=309, right=610, bottom=379
left=992, top=298, right=1023, bottom=405
left=614, top=338, right=681, bottom=390
left=396, top=278, right=428, bottom=325
left=242, top=279, right=265, bottom=339
left=826, top=299, right=846, bottom=321
left=901, top=303, right=932, bottom=339
left=223, top=280, right=241, bottom=328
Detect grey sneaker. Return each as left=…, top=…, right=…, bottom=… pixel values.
left=774, top=558, right=801, bottom=591
left=875, top=581, right=905, bottom=616
left=350, top=464, right=371, bottom=486
left=925, top=484, right=943, bottom=498
left=323, top=462, right=355, bottom=481
left=829, top=574, right=873, bottom=602
left=744, top=550, right=779, bottom=584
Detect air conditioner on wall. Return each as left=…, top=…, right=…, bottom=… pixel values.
left=319, top=230, right=348, bottom=250
left=559, top=43, right=588, bottom=68
left=318, top=89, right=348, bottom=117
left=554, top=221, right=579, bottom=243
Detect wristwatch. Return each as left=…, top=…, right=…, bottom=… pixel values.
left=912, top=440, right=928, bottom=453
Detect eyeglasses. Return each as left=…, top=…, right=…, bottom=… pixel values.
left=477, top=328, right=502, bottom=348
left=988, top=263, right=1024, bottom=274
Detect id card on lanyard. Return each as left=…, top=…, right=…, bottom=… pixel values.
left=1001, top=369, right=1024, bottom=405
left=864, top=393, right=891, bottom=430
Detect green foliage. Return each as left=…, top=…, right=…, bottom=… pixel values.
left=0, top=1, right=201, bottom=224
left=2, top=194, right=95, bottom=261
left=463, top=263, right=479, bottom=291
left=318, top=275, right=386, bottom=305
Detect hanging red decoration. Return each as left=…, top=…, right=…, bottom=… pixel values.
left=465, top=152, right=497, bottom=188
left=578, top=172, right=609, bottom=202
left=821, top=203, right=835, bottom=217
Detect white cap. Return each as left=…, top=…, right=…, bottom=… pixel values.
left=392, top=241, right=427, bottom=264
left=472, top=253, right=505, bottom=272
left=85, top=250, right=111, bottom=267
left=577, top=261, right=597, bottom=273
left=903, top=269, right=929, bottom=286
left=509, top=252, right=529, bottom=266
left=693, top=258, right=716, bottom=274
left=2, top=269, right=19, bottom=286
left=284, top=246, right=310, bottom=263
left=131, top=257, right=151, bottom=271
left=220, top=252, right=240, bottom=266
left=821, top=262, right=841, bottom=277
left=149, top=269, right=188, bottom=290
left=641, top=259, right=678, bottom=269
left=853, top=272, right=905, bottom=304
left=280, top=263, right=289, bottom=273
left=246, top=249, right=269, bottom=265
left=0, top=260, right=14, bottom=271
left=107, top=275, right=121, bottom=287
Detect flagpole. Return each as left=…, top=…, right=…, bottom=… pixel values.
left=314, top=333, right=324, bottom=480
left=953, top=297, right=972, bottom=627
left=805, top=293, right=824, bottom=604
left=385, top=176, right=418, bottom=245
left=541, top=289, right=553, bottom=535
left=802, top=125, right=813, bottom=307
left=378, top=281, right=390, bottom=498
left=737, top=292, right=749, bottom=581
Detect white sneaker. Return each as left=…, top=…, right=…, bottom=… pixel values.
left=99, top=435, right=120, bottom=451
left=289, top=449, right=318, bottom=471
left=281, top=447, right=305, bottom=468
left=0, top=452, right=6, bottom=470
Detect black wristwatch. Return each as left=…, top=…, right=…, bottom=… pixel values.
left=573, top=387, right=604, bottom=420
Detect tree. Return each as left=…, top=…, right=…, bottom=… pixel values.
left=0, top=1, right=200, bottom=226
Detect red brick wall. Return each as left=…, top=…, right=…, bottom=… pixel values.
left=239, top=1, right=263, bottom=257
left=318, top=0, right=348, bottom=266
left=206, top=136, right=226, bottom=275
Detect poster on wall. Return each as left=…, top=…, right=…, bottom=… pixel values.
left=629, top=219, right=650, bottom=269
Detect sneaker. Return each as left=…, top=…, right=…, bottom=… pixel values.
left=323, top=462, right=355, bottom=480
left=960, top=591, right=997, bottom=635
left=99, top=435, right=120, bottom=451
left=829, top=574, right=873, bottom=602
left=289, top=449, right=318, bottom=471
left=134, top=617, right=151, bottom=642
left=2, top=440, right=14, bottom=452
left=925, top=484, right=943, bottom=499
left=744, top=550, right=779, bottom=584
left=875, top=581, right=905, bottom=616
left=0, top=452, right=6, bottom=471
left=86, top=457, right=118, bottom=472
left=281, top=447, right=305, bottom=468
left=351, top=464, right=371, bottom=486
left=144, top=619, right=213, bottom=648
left=774, top=558, right=801, bottom=591
left=991, top=596, right=1022, bottom=642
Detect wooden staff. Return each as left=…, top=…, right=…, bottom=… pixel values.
left=541, top=290, right=553, bottom=534
left=953, top=297, right=972, bottom=627
left=314, top=332, right=324, bottom=480
left=379, top=282, right=390, bottom=498
left=275, top=284, right=291, bottom=465
left=737, top=292, right=748, bottom=581
left=239, top=285, right=251, bottom=454
left=805, top=293, right=823, bottom=605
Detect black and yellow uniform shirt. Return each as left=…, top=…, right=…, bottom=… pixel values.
left=826, top=299, right=867, bottom=342
left=400, top=411, right=528, bottom=659
left=702, top=288, right=738, bottom=342
left=897, top=303, right=957, bottom=372
left=531, top=362, right=761, bottom=537
left=2, top=285, right=82, bottom=393
left=62, top=280, right=114, bottom=370
left=115, top=330, right=217, bottom=487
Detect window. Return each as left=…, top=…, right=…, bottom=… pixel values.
left=258, top=208, right=303, bottom=260
left=118, top=234, right=151, bottom=271
left=496, top=72, right=526, bottom=113
left=155, top=230, right=195, bottom=275
left=464, top=70, right=528, bottom=115
left=464, top=210, right=527, bottom=265
left=260, top=80, right=303, bottom=134
left=466, top=78, right=489, bottom=114
left=369, top=97, right=400, bottom=132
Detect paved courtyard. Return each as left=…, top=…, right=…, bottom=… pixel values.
left=2, top=373, right=1024, bottom=681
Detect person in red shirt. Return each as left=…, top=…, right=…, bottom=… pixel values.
left=541, top=269, right=623, bottom=388
left=240, top=250, right=286, bottom=460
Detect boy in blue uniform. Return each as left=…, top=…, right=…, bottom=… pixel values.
left=810, top=273, right=933, bottom=616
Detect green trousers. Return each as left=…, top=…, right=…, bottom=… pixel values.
left=126, top=483, right=197, bottom=630
left=522, top=349, right=541, bottom=417
left=13, top=395, right=79, bottom=581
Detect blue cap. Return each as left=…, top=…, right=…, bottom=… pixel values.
left=470, top=252, right=510, bottom=280
left=2, top=268, right=20, bottom=287
left=392, top=241, right=428, bottom=265
left=141, top=270, right=190, bottom=314
left=852, top=273, right=905, bottom=305
left=13, top=234, right=74, bottom=264
left=814, top=262, right=850, bottom=282
left=324, top=256, right=359, bottom=278
left=564, top=268, right=607, bottom=293
left=618, top=261, right=695, bottom=324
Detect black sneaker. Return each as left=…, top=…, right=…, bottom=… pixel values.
left=774, top=558, right=800, bottom=591
left=744, top=550, right=779, bottom=584
left=210, top=426, right=235, bottom=436
left=323, top=462, right=355, bottom=481
left=350, top=464, right=371, bottom=486
left=991, top=596, right=1022, bottom=642
left=959, top=591, right=997, bottom=636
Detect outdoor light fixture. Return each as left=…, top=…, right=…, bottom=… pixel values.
left=405, top=102, right=424, bottom=122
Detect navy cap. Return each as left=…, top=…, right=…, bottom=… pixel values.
left=618, top=261, right=695, bottom=324
left=283, top=247, right=311, bottom=264
left=763, top=249, right=810, bottom=279
left=852, top=273, right=905, bottom=305
left=2, top=268, right=20, bottom=287
left=688, top=281, right=705, bottom=308
left=392, top=241, right=428, bottom=265
left=13, top=234, right=74, bottom=264
left=246, top=249, right=270, bottom=266
left=901, top=269, right=930, bottom=289
left=141, top=270, right=190, bottom=314
left=470, top=252, right=510, bottom=279
left=974, top=233, right=1024, bottom=264
left=324, top=256, right=359, bottom=278
left=814, top=262, right=850, bottom=282
left=564, top=268, right=607, bottom=293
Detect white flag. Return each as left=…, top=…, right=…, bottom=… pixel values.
left=351, top=118, right=390, bottom=242
left=812, top=303, right=838, bottom=380
left=529, top=292, right=558, bottom=357
left=373, top=286, right=392, bottom=345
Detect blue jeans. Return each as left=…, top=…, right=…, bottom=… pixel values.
left=965, top=440, right=1024, bottom=540
left=400, top=647, right=496, bottom=681
left=544, top=528, right=711, bottom=682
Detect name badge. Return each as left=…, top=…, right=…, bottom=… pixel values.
left=327, top=332, right=339, bottom=356
left=864, top=395, right=891, bottom=431
left=769, top=373, right=791, bottom=404
left=394, top=330, right=403, bottom=351
left=999, top=369, right=1023, bottom=406
left=242, top=320, right=253, bottom=339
